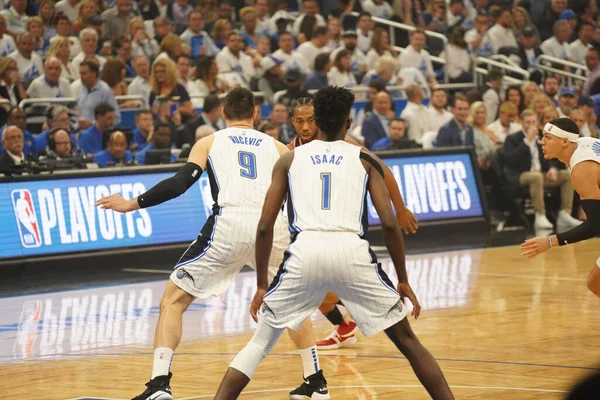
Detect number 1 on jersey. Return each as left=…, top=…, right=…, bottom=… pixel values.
left=321, top=172, right=331, bottom=210
left=238, top=151, right=257, bottom=179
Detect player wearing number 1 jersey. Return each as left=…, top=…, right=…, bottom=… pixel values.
left=96, top=88, right=330, bottom=400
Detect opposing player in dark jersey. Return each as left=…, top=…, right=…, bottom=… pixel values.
left=290, top=97, right=419, bottom=349
left=213, top=86, right=453, bottom=400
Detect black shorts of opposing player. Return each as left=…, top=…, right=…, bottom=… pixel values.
left=313, top=86, right=355, bottom=141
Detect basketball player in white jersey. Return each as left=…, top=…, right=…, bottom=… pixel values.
left=96, top=88, right=330, bottom=400
left=521, top=118, right=600, bottom=297
left=213, top=86, right=454, bottom=399
left=291, top=97, right=420, bottom=350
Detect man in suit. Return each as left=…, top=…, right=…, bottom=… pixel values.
left=503, top=109, right=581, bottom=231
left=363, top=91, right=393, bottom=150
left=0, top=126, right=34, bottom=173
left=436, top=94, right=474, bottom=147
left=175, top=95, right=223, bottom=148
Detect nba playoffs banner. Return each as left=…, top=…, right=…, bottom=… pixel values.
left=0, top=170, right=217, bottom=260
left=367, top=151, right=485, bottom=224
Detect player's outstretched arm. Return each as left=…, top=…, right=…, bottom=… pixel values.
left=251, top=151, right=294, bottom=321
left=95, top=136, right=214, bottom=213
left=365, top=158, right=421, bottom=318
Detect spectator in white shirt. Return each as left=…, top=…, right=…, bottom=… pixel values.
left=71, top=28, right=107, bottom=78
left=175, top=54, right=202, bottom=108
left=26, top=56, right=73, bottom=99
left=479, top=8, right=517, bottom=56
left=1, top=0, right=28, bottom=36
left=398, top=29, right=437, bottom=88
left=445, top=25, right=472, bottom=83
left=465, top=12, right=488, bottom=53
left=0, top=15, right=16, bottom=57
left=296, top=26, right=329, bottom=73
left=570, top=107, right=592, bottom=137
left=362, top=0, right=393, bottom=19
left=128, top=55, right=151, bottom=106
left=292, top=0, right=326, bottom=36
left=568, top=21, right=593, bottom=65
left=540, top=20, right=573, bottom=61
left=400, top=83, right=432, bottom=143
left=428, top=88, right=453, bottom=132
left=9, top=33, right=43, bottom=81
left=325, top=16, right=342, bottom=52
left=127, top=17, right=160, bottom=60
left=487, top=101, right=522, bottom=143
left=330, top=30, right=367, bottom=73
left=447, top=0, right=473, bottom=30
left=356, top=11, right=374, bottom=55
left=50, top=15, right=81, bottom=59
left=556, top=86, right=577, bottom=118
left=364, top=27, right=395, bottom=71
left=179, top=11, right=218, bottom=57
left=55, top=0, right=80, bottom=22
left=215, top=32, right=255, bottom=87
left=47, top=36, right=76, bottom=81
left=327, top=49, right=357, bottom=89
left=272, top=31, right=311, bottom=75
left=482, top=69, right=503, bottom=124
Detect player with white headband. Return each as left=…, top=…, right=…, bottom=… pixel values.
left=521, top=117, right=600, bottom=297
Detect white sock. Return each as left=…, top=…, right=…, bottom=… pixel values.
left=152, top=347, right=174, bottom=379
left=298, top=346, right=320, bottom=378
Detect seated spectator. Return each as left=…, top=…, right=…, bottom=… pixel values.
left=329, top=30, right=365, bottom=73
left=262, top=122, right=280, bottom=140
left=71, top=0, right=99, bottom=36
left=292, top=0, right=326, bottom=36
left=0, top=126, right=34, bottom=171
left=570, top=108, right=592, bottom=137
left=468, top=101, right=500, bottom=169
left=303, top=53, right=330, bottom=91
left=0, top=15, right=16, bottom=57
left=128, top=55, right=151, bottom=106
left=101, top=0, right=137, bottom=40
left=50, top=15, right=81, bottom=59
left=538, top=105, right=559, bottom=134
left=268, top=102, right=294, bottom=144
left=362, top=0, right=393, bottom=19
left=447, top=0, right=474, bottom=31
left=296, top=14, right=317, bottom=46
left=257, top=56, right=285, bottom=102
left=568, top=21, right=593, bottom=65
left=530, top=93, right=554, bottom=123
left=487, top=101, right=522, bottom=143
left=216, top=32, right=255, bottom=88
left=0, top=107, right=36, bottom=155
left=35, top=105, right=76, bottom=153
left=1, top=0, right=28, bottom=36
left=167, top=0, right=193, bottom=30
left=521, top=81, right=540, bottom=109
left=177, top=94, right=223, bottom=148
left=77, top=60, right=121, bottom=129
left=296, top=26, right=329, bottom=74
left=557, top=86, right=577, bottom=118
left=445, top=26, right=471, bottom=83
left=113, top=37, right=135, bottom=78
left=193, top=55, right=229, bottom=100
left=136, top=123, right=176, bottom=165
left=156, top=33, right=183, bottom=64
left=211, top=19, right=233, bottom=50
left=400, top=83, right=431, bottom=143
left=540, top=20, right=573, bottom=61
left=56, top=0, right=80, bottom=23
left=371, top=118, right=421, bottom=151
left=27, top=57, right=73, bottom=99
left=0, top=56, right=26, bottom=126
left=505, top=86, right=525, bottom=123
left=482, top=69, right=503, bottom=124
left=398, top=29, right=437, bottom=88
left=577, top=95, right=600, bottom=138
left=361, top=56, right=397, bottom=88
left=9, top=33, right=43, bottom=81
left=512, top=6, right=539, bottom=44
left=436, top=94, right=474, bottom=147
left=356, top=11, right=373, bottom=55
left=127, top=17, right=159, bottom=60
left=503, top=109, right=581, bottom=231
left=363, top=91, right=393, bottom=150
left=40, top=128, right=76, bottom=160
left=479, top=8, right=517, bottom=56
left=100, top=58, right=141, bottom=109
left=364, top=27, right=394, bottom=72
left=516, top=26, right=543, bottom=72
left=180, top=11, right=219, bottom=56
left=47, top=37, right=76, bottom=82
left=240, top=7, right=259, bottom=48
left=175, top=54, right=203, bottom=108
left=27, top=17, right=50, bottom=58
left=327, top=49, right=357, bottom=88
left=39, top=0, right=57, bottom=42
left=428, top=88, right=453, bottom=132
left=72, top=29, right=107, bottom=77
left=131, top=109, right=153, bottom=152
left=272, top=32, right=310, bottom=75
left=465, top=11, right=488, bottom=53
left=273, top=69, right=311, bottom=109
left=583, top=47, right=600, bottom=96
left=152, top=17, right=172, bottom=46
left=149, top=57, right=195, bottom=126
left=542, top=75, right=560, bottom=106
left=93, top=131, right=133, bottom=167
left=79, top=103, right=117, bottom=156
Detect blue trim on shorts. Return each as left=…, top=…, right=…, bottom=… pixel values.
left=264, top=250, right=292, bottom=297
left=358, top=174, right=368, bottom=237
left=286, top=172, right=302, bottom=233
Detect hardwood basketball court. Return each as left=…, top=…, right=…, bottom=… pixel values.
left=1, top=241, right=599, bottom=399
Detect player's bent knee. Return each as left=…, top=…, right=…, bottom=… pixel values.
left=159, top=281, right=195, bottom=312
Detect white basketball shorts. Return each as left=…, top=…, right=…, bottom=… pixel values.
left=261, top=231, right=407, bottom=337
left=170, top=207, right=289, bottom=298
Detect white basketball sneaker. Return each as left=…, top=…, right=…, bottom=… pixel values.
left=534, top=213, right=553, bottom=230
left=557, top=210, right=583, bottom=232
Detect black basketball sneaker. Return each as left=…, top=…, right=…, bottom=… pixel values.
left=131, top=372, right=173, bottom=400
left=289, top=370, right=331, bottom=399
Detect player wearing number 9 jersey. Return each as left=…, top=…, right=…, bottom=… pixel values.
left=96, top=87, right=331, bottom=400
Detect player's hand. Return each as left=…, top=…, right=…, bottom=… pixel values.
left=250, top=288, right=267, bottom=322
left=397, top=282, right=421, bottom=319
left=397, top=207, right=418, bottom=234
left=520, top=236, right=552, bottom=259
left=546, top=168, right=558, bottom=182
left=95, top=194, right=138, bottom=213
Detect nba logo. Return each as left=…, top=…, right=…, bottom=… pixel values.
left=11, top=189, right=42, bottom=248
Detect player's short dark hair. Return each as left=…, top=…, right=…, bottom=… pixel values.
left=203, top=94, right=221, bottom=113
left=223, top=87, right=255, bottom=120
left=549, top=117, right=580, bottom=136
left=80, top=60, right=99, bottom=76
left=313, top=86, right=354, bottom=140
left=314, top=53, right=330, bottom=71
left=94, top=103, right=114, bottom=118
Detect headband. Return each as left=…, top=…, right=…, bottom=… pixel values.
left=544, top=123, right=579, bottom=142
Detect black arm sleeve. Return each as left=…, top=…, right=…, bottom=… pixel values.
left=360, top=151, right=385, bottom=178
left=137, top=162, right=203, bottom=209
left=557, top=200, right=600, bottom=245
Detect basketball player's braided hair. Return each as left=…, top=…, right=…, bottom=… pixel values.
left=313, top=86, right=355, bottom=139
left=293, top=97, right=314, bottom=110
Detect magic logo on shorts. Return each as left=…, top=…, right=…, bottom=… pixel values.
left=11, top=189, right=42, bottom=248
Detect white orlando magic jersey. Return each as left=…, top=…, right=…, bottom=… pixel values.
left=207, top=127, right=281, bottom=208
left=569, top=137, right=600, bottom=171
left=287, top=140, right=369, bottom=236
